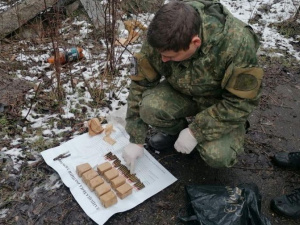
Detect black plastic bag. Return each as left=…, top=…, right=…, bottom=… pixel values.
left=179, top=183, right=272, bottom=225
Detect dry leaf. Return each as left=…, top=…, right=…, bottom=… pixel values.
left=127, top=31, right=140, bottom=44
left=88, top=118, right=104, bottom=136
left=72, top=78, right=78, bottom=85
left=115, top=38, right=127, bottom=46
left=10, top=54, right=16, bottom=61
left=117, top=20, right=147, bottom=46
left=34, top=83, right=41, bottom=91
left=124, top=20, right=146, bottom=32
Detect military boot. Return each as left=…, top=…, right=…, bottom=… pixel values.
left=148, top=132, right=179, bottom=151
left=273, top=152, right=300, bottom=169
left=271, top=188, right=300, bottom=219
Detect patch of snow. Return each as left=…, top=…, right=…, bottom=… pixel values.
left=11, top=138, right=22, bottom=146
left=221, top=0, right=300, bottom=60
left=44, top=173, right=63, bottom=190
left=3, top=148, right=24, bottom=170
left=0, top=209, right=9, bottom=219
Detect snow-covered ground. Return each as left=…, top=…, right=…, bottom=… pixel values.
left=222, top=0, right=300, bottom=59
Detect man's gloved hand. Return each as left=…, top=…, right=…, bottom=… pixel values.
left=174, top=128, right=198, bottom=154
left=122, top=143, right=144, bottom=174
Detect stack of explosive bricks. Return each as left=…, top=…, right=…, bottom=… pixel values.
left=76, top=153, right=144, bottom=208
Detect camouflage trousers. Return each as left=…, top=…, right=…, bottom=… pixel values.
left=140, top=80, right=245, bottom=168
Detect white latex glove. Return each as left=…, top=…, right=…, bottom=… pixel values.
left=122, top=143, right=144, bottom=174
left=174, top=128, right=198, bottom=154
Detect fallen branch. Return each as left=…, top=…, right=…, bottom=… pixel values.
left=23, top=81, right=42, bottom=120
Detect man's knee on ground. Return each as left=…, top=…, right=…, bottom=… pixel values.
left=199, top=150, right=238, bottom=168
left=207, top=157, right=237, bottom=168
left=197, top=127, right=245, bottom=168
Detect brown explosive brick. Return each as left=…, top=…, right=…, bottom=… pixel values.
left=76, top=163, right=92, bottom=177
left=87, top=176, right=104, bottom=191
left=97, top=162, right=112, bottom=175
left=82, top=169, right=98, bottom=184
left=116, top=182, right=133, bottom=199
left=111, top=176, right=126, bottom=189
left=104, top=167, right=119, bottom=182
left=95, top=183, right=111, bottom=197
left=100, top=190, right=117, bottom=208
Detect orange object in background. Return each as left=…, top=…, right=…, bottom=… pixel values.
left=47, top=52, right=67, bottom=64
left=47, top=47, right=84, bottom=64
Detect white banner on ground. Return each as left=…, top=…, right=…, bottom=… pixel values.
left=41, top=124, right=177, bottom=224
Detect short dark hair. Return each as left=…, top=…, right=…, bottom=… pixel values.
left=147, top=1, right=201, bottom=52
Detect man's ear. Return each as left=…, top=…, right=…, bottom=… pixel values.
left=191, top=36, right=201, bottom=47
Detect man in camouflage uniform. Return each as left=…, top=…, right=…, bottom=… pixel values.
left=122, top=0, right=263, bottom=173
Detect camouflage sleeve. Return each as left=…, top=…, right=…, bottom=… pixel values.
left=189, top=27, right=263, bottom=143
left=125, top=81, right=149, bottom=144
left=125, top=42, right=161, bottom=144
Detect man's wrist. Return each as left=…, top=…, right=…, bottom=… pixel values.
left=188, top=124, right=204, bottom=143
left=187, top=128, right=195, bottom=138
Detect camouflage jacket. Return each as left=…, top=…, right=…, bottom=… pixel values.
left=125, top=0, right=263, bottom=144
